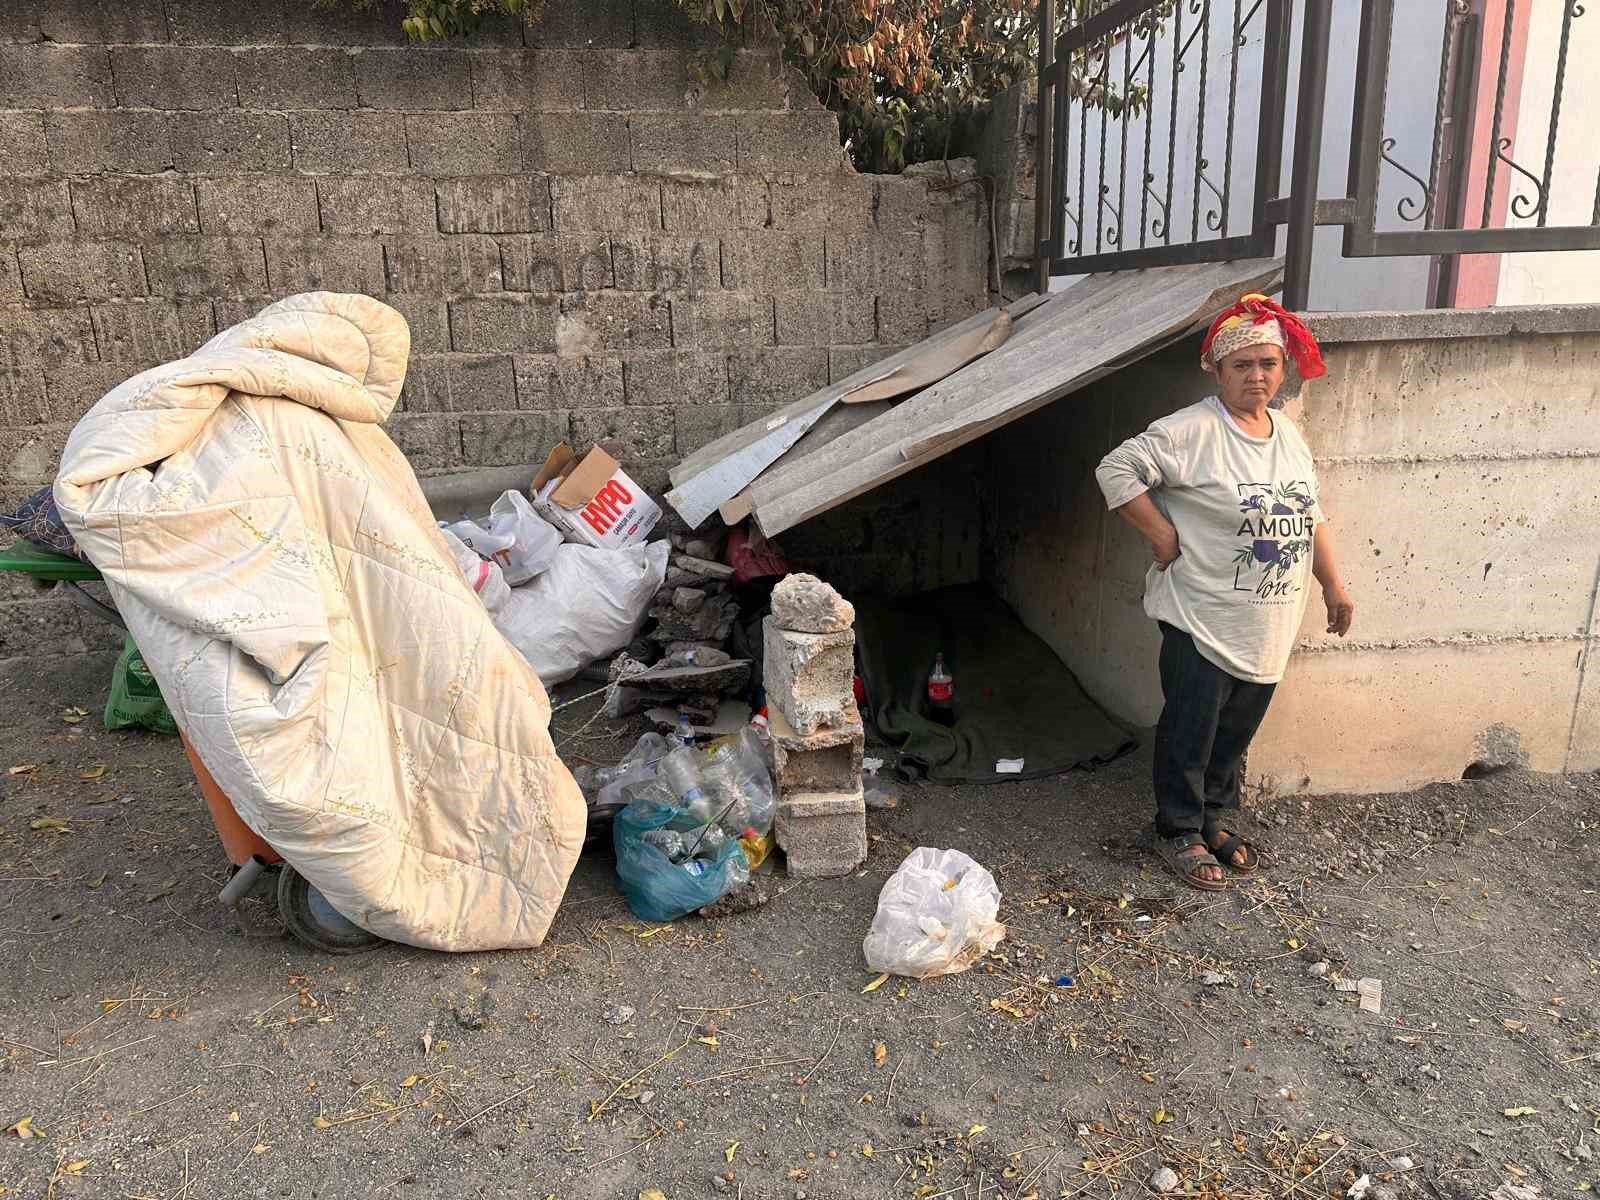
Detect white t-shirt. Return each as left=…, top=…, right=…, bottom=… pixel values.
left=1095, top=397, right=1324, bottom=684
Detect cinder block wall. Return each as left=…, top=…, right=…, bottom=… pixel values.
left=984, top=309, right=1600, bottom=795
left=0, top=0, right=990, bottom=660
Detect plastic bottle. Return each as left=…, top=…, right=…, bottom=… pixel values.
left=927, top=651, right=955, bottom=727
left=667, top=710, right=697, bottom=750
left=661, top=746, right=714, bottom=823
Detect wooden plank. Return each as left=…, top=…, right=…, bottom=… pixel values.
left=665, top=303, right=1029, bottom=528
left=666, top=293, right=1042, bottom=488
left=748, top=259, right=1282, bottom=537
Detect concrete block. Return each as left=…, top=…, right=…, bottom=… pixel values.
left=461, top=410, right=571, bottom=467
left=388, top=413, right=462, bottom=471
left=91, top=300, right=215, bottom=363
left=672, top=293, right=774, bottom=350
left=828, top=344, right=905, bottom=384
left=291, top=113, right=409, bottom=174
left=438, top=177, right=551, bottom=234
left=775, top=291, right=875, bottom=346
left=610, top=235, right=717, bottom=294
left=171, top=113, right=293, bottom=173
left=384, top=236, right=504, bottom=295
left=448, top=296, right=559, bottom=353
left=0, top=180, right=75, bottom=243
left=19, top=242, right=146, bottom=305
left=552, top=175, right=662, bottom=232
left=630, top=114, right=738, bottom=174
left=523, top=112, right=630, bottom=174
left=407, top=113, right=521, bottom=175
left=400, top=353, right=516, bottom=414
left=557, top=292, right=672, bottom=353
left=674, top=405, right=743, bottom=456
left=382, top=295, right=449, bottom=352
left=771, top=572, right=854, bottom=634
left=525, top=0, right=633, bottom=48
left=737, top=112, right=844, bottom=174
left=235, top=49, right=359, bottom=110
left=316, top=177, right=436, bottom=237
left=498, top=233, right=613, bottom=292
left=71, top=178, right=199, bottom=238
left=355, top=48, right=471, bottom=110
left=0, top=251, right=18, bottom=302
left=0, top=305, right=98, bottom=367
left=728, top=346, right=827, bottom=405
left=46, top=112, right=172, bottom=175
left=622, top=349, right=727, bottom=407
left=0, top=422, right=70, bottom=485
left=143, top=237, right=267, bottom=298
left=769, top=172, right=874, bottom=230
left=0, top=46, right=113, bottom=108
left=43, top=363, right=152, bottom=424
left=111, top=47, right=235, bottom=111
left=570, top=405, right=677, bottom=461
left=471, top=50, right=585, bottom=111
left=34, top=0, right=168, bottom=42
left=265, top=238, right=386, bottom=296
left=699, top=51, right=793, bottom=112
left=661, top=176, right=768, bottom=231
left=167, top=0, right=288, bottom=44
left=513, top=353, right=624, bottom=409
left=633, top=0, right=716, bottom=48
left=0, top=367, right=48, bottom=425
left=825, top=230, right=924, bottom=293
left=583, top=50, right=692, bottom=112
left=196, top=177, right=320, bottom=237
left=876, top=292, right=929, bottom=344
left=0, top=114, right=46, bottom=175
left=774, top=788, right=867, bottom=879
left=763, top=618, right=855, bottom=736
left=722, top=230, right=824, bottom=292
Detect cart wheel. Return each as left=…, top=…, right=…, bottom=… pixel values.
left=276, top=865, right=383, bottom=955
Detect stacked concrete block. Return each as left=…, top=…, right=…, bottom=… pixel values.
left=765, top=573, right=866, bottom=879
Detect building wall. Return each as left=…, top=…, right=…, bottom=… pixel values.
left=985, top=307, right=1600, bottom=795
left=0, top=0, right=990, bottom=660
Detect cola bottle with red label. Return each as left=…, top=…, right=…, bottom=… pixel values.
left=927, top=652, right=955, bottom=727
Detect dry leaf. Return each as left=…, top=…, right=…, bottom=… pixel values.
left=1153, top=1107, right=1173, bottom=1125
left=969, top=1124, right=987, bottom=1136
left=640, top=1192, right=668, bottom=1200
left=400, top=1074, right=420, bottom=1088
left=697, top=1036, right=719, bottom=1048
left=63, top=1161, right=88, bottom=1175
left=6, top=1116, right=40, bottom=1139
left=227, top=1111, right=240, bottom=1122
left=1503, top=1020, right=1527, bottom=1032
left=862, top=1142, right=874, bottom=1157
left=87, top=872, right=107, bottom=889
left=313, top=1116, right=331, bottom=1129
left=61, top=709, right=85, bottom=724
left=252, top=1143, right=269, bottom=1155
left=1504, top=1107, right=1538, bottom=1118
left=862, top=973, right=888, bottom=993
left=30, top=817, right=70, bottom=833
left=873, top=1042, right=887, bottom=1066
left=7, top=763, right=37, bottom=776
left=724, top=1141, right=739, bottom=1163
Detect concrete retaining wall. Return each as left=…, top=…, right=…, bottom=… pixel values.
left=0, top=0, right=990, bottom=660
left=985, top=305, right=1600, bottom=795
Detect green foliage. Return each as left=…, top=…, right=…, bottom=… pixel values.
left=310, top=0, right=1167, bottom=174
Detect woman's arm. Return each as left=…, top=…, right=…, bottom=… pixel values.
left=1112, top=492, right=1182, bottom=570
left=1312, top=523, right=1355, bottom=636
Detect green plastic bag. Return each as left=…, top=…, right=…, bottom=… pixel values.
left=105, top=635, right=177, bottom=735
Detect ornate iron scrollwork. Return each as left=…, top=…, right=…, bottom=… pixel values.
left=1379, top=137, right=1432, bottom=223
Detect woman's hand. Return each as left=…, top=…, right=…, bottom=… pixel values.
left=1151, top=524, right=1181, bottom=571
left=1323, top=582, right=1355, bottom=636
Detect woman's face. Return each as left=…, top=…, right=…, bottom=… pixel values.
left=1217, top=344, right=1286, bottom=409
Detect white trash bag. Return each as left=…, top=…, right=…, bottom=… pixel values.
left=496, top=540, right=669, bottom=684
left=439, top=528, right=511, bottom=614
left=863, top=847, right=1006, bottom=979
left=444, top=490, right=561, bottom=586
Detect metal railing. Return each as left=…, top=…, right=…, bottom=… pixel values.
left=1036, top=0, right=1600, bottom=308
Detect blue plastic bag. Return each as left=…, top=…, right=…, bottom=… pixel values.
left=614, top=797, right=749, bottom=922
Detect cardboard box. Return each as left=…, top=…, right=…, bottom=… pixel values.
left=529, top=441, right=661, bottom=549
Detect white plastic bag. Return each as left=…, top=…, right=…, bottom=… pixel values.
left=439, top=528, right=510, bottom=614
left=863, top=847, right=1005, bottom=979
left=444, top=490, right=562, bottom=586
left=496, top=540, right=669, bottom=684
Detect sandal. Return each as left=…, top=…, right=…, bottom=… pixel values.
left=1202, top=819, right=1261, bottom=874
left=1155, top=832, right=1229, bottom=892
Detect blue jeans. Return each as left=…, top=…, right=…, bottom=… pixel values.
left=1153, top=622, right=1276, bottom=838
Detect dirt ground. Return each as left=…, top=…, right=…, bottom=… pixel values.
left=1, top=649, right=1597, bottom=1200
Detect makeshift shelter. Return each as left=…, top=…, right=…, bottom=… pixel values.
left=665, top=258, right=1284, bottom=782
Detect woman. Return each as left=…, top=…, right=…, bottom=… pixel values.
left=1094, top=294, right=1355, bottom=890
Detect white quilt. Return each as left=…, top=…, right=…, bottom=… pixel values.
left=53, top=293, right=586, bottom=951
